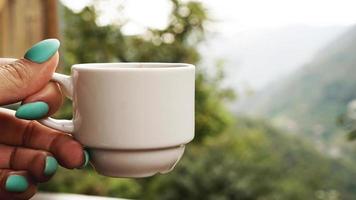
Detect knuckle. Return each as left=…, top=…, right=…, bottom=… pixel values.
left=22, top=121, right=36, bottom=146
left=0, top=60, right=30, bottom=89
left=32, top=151, right=50, bottom=169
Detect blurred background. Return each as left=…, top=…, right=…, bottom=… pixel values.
left=1, top=0, right=356, bottom=199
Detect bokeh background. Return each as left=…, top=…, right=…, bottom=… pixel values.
left=2, top=0, right=356, bottom=199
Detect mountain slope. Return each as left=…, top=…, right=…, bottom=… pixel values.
left=200, top=25, right=347, bottom=90
left=237, top=26, right=356, bottom=141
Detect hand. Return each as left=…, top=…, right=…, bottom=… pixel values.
left=0, top=39, right=88, bottom=200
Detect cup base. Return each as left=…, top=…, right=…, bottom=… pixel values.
left=89, top=145, right=185, bottom=178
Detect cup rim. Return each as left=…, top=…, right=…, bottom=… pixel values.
left=72, top=62, right=195, bottom=70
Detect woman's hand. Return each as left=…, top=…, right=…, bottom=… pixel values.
left=0, top=39, right=88, bottom=200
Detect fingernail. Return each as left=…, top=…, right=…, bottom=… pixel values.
left=15, top=101, right=49, bottom=120
left=24, top=39, right=60, bottom=63
left=79, top=150, right=90, bottom=169
left=44, top=156, right=58, bottom=176
left=5, top=175, right=29, bottom=192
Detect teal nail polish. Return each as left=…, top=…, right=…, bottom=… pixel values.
left=79, top=150, right=90, bottom=169
left=5, top=175, right=29, bottom=192
left=44, top=156, right=58, bottom=176
left=15, top=101, right=49, bottom=120
left=24, top=39, right=60, bottom=63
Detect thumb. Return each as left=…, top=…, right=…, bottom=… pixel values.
left=0, top=39, right=60, bottom=105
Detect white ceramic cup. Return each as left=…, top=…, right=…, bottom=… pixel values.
left=38, top=63, right=195, bottom=178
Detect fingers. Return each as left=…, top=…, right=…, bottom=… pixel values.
left=0, top=108, right=88, bottom=169
left=0, top=170, right=36, bottom=200
left=0, top=145, right=57, bottom=182
left=0, top=39, right=60, bottom=105
left=16, top=81, right=63, bottom=119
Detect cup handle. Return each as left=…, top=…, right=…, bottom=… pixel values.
left=38, top=73, right=75, bottom=133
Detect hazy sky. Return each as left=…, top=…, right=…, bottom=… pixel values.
left=61, top=0, right=356, bottom=35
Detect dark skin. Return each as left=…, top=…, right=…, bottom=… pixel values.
left=0, top=53, right=86, bottom=199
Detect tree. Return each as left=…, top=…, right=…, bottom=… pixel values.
left=143, top=118, right=349, bottom=200
left=42, top=0, right=234, bottom=197
left=56, top=0, right=235, bottom=143
left=338, top=100, right=356, bottom=140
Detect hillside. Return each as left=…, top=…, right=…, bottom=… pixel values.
left=236, top=26, right=356, bottom=142
left=200, top=25, right=347, bottom=91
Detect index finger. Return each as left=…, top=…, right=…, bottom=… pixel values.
left=0, top=108, right=87, bottom=169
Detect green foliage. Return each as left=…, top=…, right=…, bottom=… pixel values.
left=338, top=100, right=356, bottom=140
left=142, top=118, right=356, bottom=200
left=39, top=168, right=141, bottom=198
left=61, top=6, right=126, bottom=66
left=60, top=0, right=208, bottom=66
left=348, top=130, right=356, bottom=140
left=195, top=63, right=235, bottom=143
